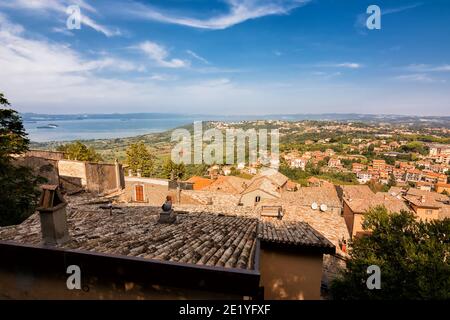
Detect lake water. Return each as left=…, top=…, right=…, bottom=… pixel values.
left=24, top=118, right=204, bottom=142
left=23, top=115, right=250, bottom=142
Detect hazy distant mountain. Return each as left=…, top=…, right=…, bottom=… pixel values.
left=21, top=112, right=450, bottom=124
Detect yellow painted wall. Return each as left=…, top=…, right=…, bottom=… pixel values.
left=240, top=190, right=278, bottom=207
left=259, top=249, right=323, bottom=300
left=411, top=205, right=440, bottom=221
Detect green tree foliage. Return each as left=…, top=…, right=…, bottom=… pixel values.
left=126, top=141, right=155, bottom=177
left=57, top=141, right=103, bottom=162
left=331, top=206, right=450, bottom=300
left=400, top=141, right=428, bottom=155
left=0, top=106, right=29, bottom=159
left=162, top=157, right=186, bottom=180
left=0, top=93, right=45, bottom=226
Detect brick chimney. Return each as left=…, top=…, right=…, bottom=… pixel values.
left=37, top=185, right=70, bottom=245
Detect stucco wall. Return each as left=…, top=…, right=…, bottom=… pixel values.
left=259, top=249, right=323, bottom=300
left=412, top=205, right=440, bottom=221
left=240, top=190, right=278, bottom=207
left=123, top=181, right=171, bottom=204
left=85, top=163, right=119, bottom=194
left=58, top=160, right=123, bottom=194
left=13, top=156, right=59, bottom=185
left=26, top=150, right=65, bottom=161
left=58, top=160, right=87, bottom=186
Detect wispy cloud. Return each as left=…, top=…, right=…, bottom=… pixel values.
left=406, top=64, right=450, bottom=72
left=355, top=2, right=423, bottom=32
left=0, top=0, right=120, bottom=37
left=394, top=73, right=444, bottom=83
left=317, top=62, right=363, bottom=69
left=186, top=50, right=210, bottom=65
left=138, top=41, right=189, bottom=68
left=383, top=3, right=424, bottom=15
left=126, top=0, right=311, bottom=30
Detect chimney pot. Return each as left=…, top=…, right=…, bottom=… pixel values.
left=37, top=185, right=70, bottom=245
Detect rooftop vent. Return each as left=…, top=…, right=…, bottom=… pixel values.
left=261, top=206, right=283, bottom=219
left=311, top=202, right=318, bottom=210
left=320, top=204, right=328, bottom=212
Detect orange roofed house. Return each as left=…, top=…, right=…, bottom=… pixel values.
left=185, top=176, right=214, bottom=190
left=337, top=185, right=410, bottom=238
left=402, top=188, right=450, bottom=221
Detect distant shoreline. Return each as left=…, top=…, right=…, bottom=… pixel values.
left=26, top=113, right=450, bottom=144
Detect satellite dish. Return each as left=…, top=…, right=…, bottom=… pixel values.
left=320, top=204, right=328, bottom=212
left=311, top=202, right=318, bottom=210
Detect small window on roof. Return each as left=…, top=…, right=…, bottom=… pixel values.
left=255, top=196, right=261, bottom=203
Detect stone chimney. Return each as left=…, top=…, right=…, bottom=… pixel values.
left=37, top=185, right=70, bottom=245
left=114, top=159, right=124, bottom=191
left=158, top=195, right=177, bottom=224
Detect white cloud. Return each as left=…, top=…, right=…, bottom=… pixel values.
left=186, top=50, right=210, bottom=65
left=138, top=41, right=189, bottom=68
left=383, top=3, right=424, bottom=15
left=335, top=63, right=362, bottom=69
left=316, top=62, right=362, bottom=69
left=0, top=0, right=120, bottom=37
left=394, top=73, right=443, bottom=83
left=355, top=3, right=423, bottom=32
left=127, top=0, right=310, bottom=30
left=406, top=64, right=450, bottom=72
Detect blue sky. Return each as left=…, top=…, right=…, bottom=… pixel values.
left=0, top=0, right=449, bottom=115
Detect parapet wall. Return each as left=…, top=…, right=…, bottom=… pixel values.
left=26, top=150, right=65, bottom=161
left=58, top=160, right=124, bottom=194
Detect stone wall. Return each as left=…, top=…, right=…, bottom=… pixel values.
left=13, top=156, right=59, bottom=185
left=58, top=160, right=87, bottom=186
left=58, top=160, right=123, bottom=194
left=86, top=162, right=121, bottom=194
left=26, top=150, right=65, bottom=161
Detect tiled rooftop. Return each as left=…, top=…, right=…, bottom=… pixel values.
left=0, top=204, right=259, bottom=270
left=258, top=220, right=335, bottom=252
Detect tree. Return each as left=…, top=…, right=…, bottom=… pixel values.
left=0, top=93, right=45, bottom=226
left=331, top=206, right=450, bottom=300
left=57, top=141, right=103, bottom=162
left=0, top=108, right=29, bottom=159
left=126, top=141, right=155, bottom=177
left=162, top=157, right=185, bottom=180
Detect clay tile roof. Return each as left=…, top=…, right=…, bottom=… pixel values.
left=186, top=176, right=214, bottom=190
left=339, top=185, right=374, bottom=200
left=258, top=220, right=335, bottom=253
left=403, top=189, right=448, bottom=208
left=0, top=210, right=259, bottom=270
left=242, top=178, right=280, bottom=198
left=252, top=168, right=288, bottom=187
left=280, top=186, right=342, bottom=208
left=344, top=192, right=410, bottom=214
left=204, top=176, right=250, bottom=194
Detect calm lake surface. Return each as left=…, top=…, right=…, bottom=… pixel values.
left=23, top=115, right=253, bottom=142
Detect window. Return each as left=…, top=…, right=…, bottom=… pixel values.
left=426, top=209, right=433, bottom=215
left=255, top=196, right=261, bottom=203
